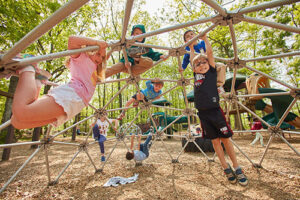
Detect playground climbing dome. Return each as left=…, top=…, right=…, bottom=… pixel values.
left=0, top=0, right=299, bottom=194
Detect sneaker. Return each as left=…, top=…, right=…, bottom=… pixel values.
left=101, top=156, right=105, bottom=162
left=117, top=112, right=125, bottom=120
left=235, top=167, right=248, bottom=186
left=224, top=166, right=237, bottom=184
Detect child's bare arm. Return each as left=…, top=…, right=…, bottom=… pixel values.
left=112, top=119, right=119, bottom=130
left=201, top=34, right=215, bottom=68
left=137, top=135, right=141, bottom=151
left=189, top=44, right=196, bottom=69
left=130, top=134, right=135, bottom=150
left=68, top=36, right=107, bottom=58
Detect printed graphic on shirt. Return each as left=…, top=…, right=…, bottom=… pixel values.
left=91, top=70, right=98, bottom=86
left=99, top=124, right=109, bottom=135
left=212, top=97, right=217, bottom=103
left=220, top=126, right=228, bottom=135
left=194, top=73, right=206, bottom=87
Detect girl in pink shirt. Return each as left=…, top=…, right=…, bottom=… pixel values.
left=11, top=36, right=107, bottom=129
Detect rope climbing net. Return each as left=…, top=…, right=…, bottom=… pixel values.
left=0, top=0, right=299, bottom=193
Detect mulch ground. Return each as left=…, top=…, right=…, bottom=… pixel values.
left=0, top=133, right=299, bottom=200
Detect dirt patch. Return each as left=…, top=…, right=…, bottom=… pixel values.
left=0, top=133, right=299, bottom=200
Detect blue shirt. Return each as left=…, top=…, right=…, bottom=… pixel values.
left=182, top=41, right=206, bottom=70
left=133, top=150, right=147, bottom=161
left=141, top=80, right=162, bottom=100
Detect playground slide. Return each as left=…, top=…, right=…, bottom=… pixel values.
left=246, top=73, right=300, bottom=129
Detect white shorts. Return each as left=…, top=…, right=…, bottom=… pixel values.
left=47, top=84, right=85, bottom=127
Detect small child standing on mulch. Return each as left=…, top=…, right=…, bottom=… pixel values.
left=250, top=117, right=264, bottom=147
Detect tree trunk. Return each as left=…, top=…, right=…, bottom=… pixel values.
left=31, top=127, right=42, bottom=149
left=1, top=77, right=18, bottom=161
left=72, top=113, right=80, bottom=141
left=2, top=125, right=15, bottom=161
left=1, top=77, right=18, bottom=142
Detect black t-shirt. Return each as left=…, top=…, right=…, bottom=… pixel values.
left=194, top=65, right=220, bottom=110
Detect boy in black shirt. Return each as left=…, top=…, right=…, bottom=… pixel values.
left=192, top=34, right=248, bottom=186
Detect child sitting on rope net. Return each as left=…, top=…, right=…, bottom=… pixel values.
left=11, top=36, right=107, bottom=129
left=192, top=33, right=248, bottom=186
left=105, top=24, right=168, bottom=78
left=117, top=78, right=164, bottom=120
left=126, top=133, right=153, bottom=162
left=181, top=30, right=226, bottom=94
left=92, top=115, right=119, bottom=162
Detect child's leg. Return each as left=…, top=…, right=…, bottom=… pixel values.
left=131, top=57, right=153, bottom=76
left=12, top=71, right=65, bottom=128
left=221, top=138, right=238, bottom=169
left=124, top=98, right=135, bottom=111
left=12, top=72, right=65, bottom=129
left=105, top=62, right=126, bottom=78
left=258, top=132, right=264, bottom=146
left=211, top=138, right=228, bottom=169
left=11, top=118, right=57, bottom=129
left=98, top=135, right=106, bottom=155
left=250, top=132, right=259, bottom=145
left=93, top=124, right=100, bottom=140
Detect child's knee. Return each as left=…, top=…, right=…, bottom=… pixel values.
left=141, top=57, right=153, bottom=67
left=11, top=116, right=26, bottom=129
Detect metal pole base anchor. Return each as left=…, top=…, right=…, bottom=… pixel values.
left=253, top=163, right=263, bottom=168
left=48, top=180, right=58, bottom=186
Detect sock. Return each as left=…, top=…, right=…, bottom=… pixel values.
left=18, top=66, right=35, bottom=74
left=235, top=166, right=241, bottom=171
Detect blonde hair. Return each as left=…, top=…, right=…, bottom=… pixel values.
left=97, top=53, right=106, bottom=82
left=192, top=53, right=207, bottom=69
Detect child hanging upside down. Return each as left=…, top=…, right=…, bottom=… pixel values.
left=117, top=79, right=164, bottom=120
left=126, top=133, right=153, bottom=162
left=11, top=36, right=107, bottom=129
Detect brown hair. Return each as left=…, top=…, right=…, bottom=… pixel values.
left=183, top=30, right=194, bottom=42
left=126, top=151, right=134, bottom=160
left=154, top=81, right=164, bottom=87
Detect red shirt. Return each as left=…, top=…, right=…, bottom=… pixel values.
left=251, top=121, right=262, bottom=130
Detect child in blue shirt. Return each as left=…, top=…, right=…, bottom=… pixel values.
left=126, top=134, right=153, bottom=162
left=117, top=79, right=163, bottom=120
left=181, top=30, right=226, bottom=94
left=181, top=30, right=206, bottom=71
